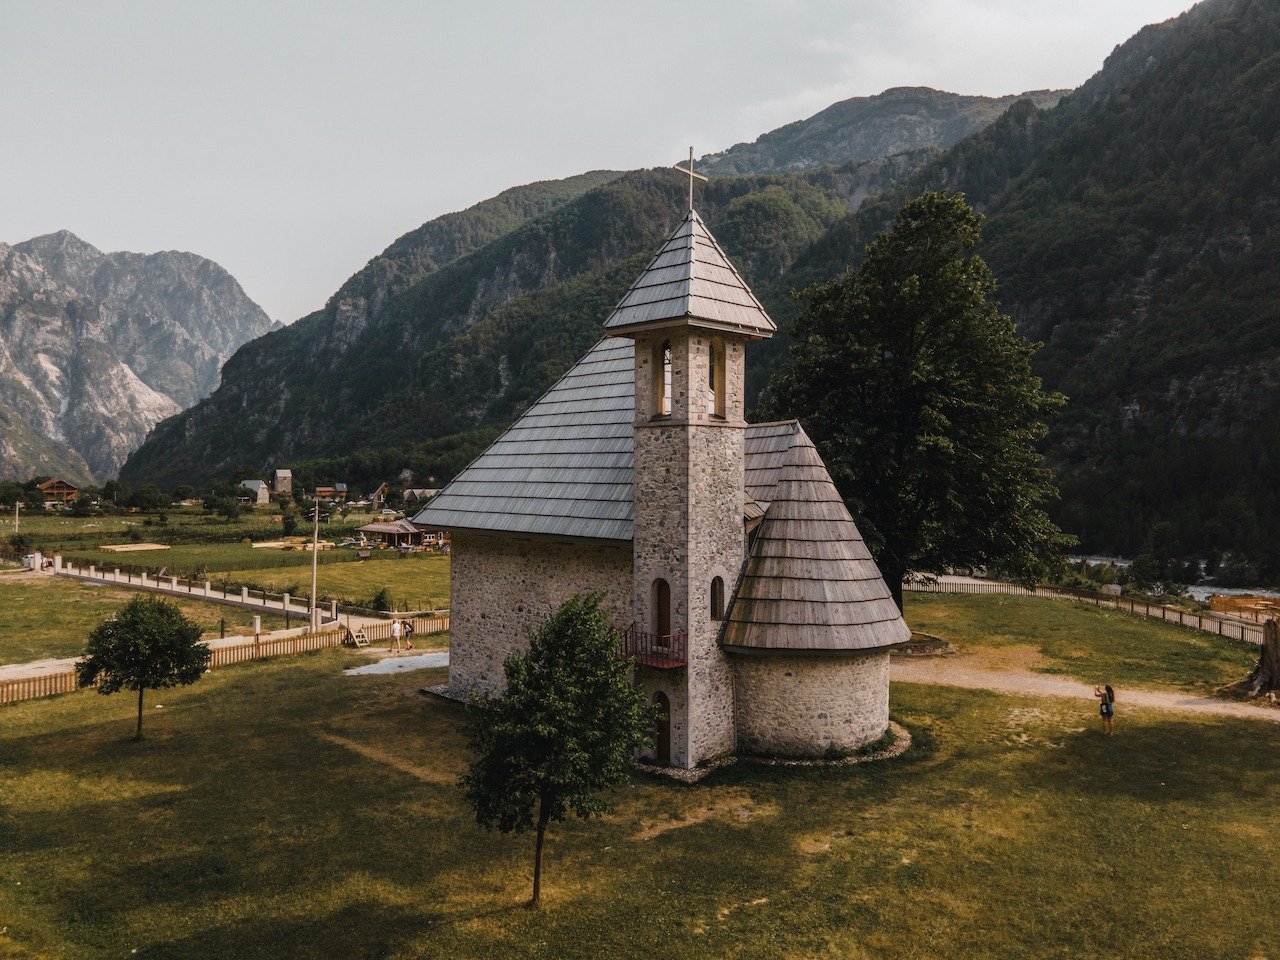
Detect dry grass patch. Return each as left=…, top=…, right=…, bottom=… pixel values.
left=629, top=786, right=779, bottom=840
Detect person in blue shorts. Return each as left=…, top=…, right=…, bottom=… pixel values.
left=1094, top=684, right=1116, bottom=735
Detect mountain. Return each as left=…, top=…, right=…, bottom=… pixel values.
left=765, top=0, right=1280, bottom=576
left=0, top=232, right=274, bottom=482
left=119, top=155, right=927, bottom=490
left=697, top=86, right=1069, bottom=177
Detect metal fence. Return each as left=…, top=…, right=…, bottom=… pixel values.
left=904, top=578, right=1266, bottom=645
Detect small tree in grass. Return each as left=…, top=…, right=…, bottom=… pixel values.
left=461, top=594, right=655, bottom=908
left=77, top=596, right=211, bottom=741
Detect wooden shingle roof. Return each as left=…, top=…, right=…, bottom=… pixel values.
left=412, top=338, right=637, bottom=542
left=602, top=210, right=776, bottom=338
left=722, top=424, right=910, bottom=653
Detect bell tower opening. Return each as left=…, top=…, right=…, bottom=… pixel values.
left=708, top=337, right=726, bottom=419
left=652, top=339, right=672, bottom=417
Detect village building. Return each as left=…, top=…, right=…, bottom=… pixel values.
left=334, top=483, right=348, bottom=502
left=357, top=518, right=451, bottom=549
left=402, top=488, right=440, bottom=505
left=239, top=479, right=271, bottom=505
left=273, top=468, right=293, bottom=496
left=314, top=485, right=336, bottom=500
left=370, top=482, right=391, bottom=511
left=414, top=209, right=908, bottom=769
left=36, top=479, right=78, bottom=508
left=358, top=518, right=426, bottom=548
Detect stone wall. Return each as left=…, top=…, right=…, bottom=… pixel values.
left=447, top=532, right=632, bottom=698
left=732, top=651, right=891, bottom=758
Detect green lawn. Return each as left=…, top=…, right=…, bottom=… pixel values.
left=2, top=648, right=1279, bottom=960
left=224, top=554, right=451, bottom=610
left=904, top=592, right=1259, bottom=693
left=0, top=573, right=287, bottom=665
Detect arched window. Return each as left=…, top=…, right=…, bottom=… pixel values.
left=710, top=576, right=725, bottom=620
left=652, top=339, right=673, bottom=417
left=708, top=337, right=726, bottom=418
left=652, top=578, right=671, bottom=636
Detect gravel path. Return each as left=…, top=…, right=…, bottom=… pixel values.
left=891, top=657, right=1280, bottom=723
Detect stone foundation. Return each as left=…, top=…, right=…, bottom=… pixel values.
left=732, top=651, right=890, bottom=758
left=447, top=532, right=632, bottom=698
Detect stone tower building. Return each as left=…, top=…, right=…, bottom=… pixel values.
left=415, top=207, right=910, bottom=771
left=602, top=211, right=777, bottom=767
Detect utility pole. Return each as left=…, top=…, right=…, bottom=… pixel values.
left=309, top=499, right=320, bottom=629
left=13, top=501, right=20, bottom=532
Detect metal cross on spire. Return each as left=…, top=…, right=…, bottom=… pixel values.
left=673, top=146, right=708, bottom=212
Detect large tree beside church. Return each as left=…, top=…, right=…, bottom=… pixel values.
left=763, top=192, right=1070, bottom=608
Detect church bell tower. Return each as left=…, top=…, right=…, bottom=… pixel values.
left=603, top=200, right=776, bottom=769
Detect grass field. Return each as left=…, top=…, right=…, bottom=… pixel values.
left=2, top=641, right=1279, bottom=960
left=903, top=592, right=1259, bottom=693
left=0, top=573, right=287, bottom=664
left=224, top=554, right=451, bottom=610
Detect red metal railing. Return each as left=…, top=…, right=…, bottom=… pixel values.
left=621, top=624, right=687, bottom=669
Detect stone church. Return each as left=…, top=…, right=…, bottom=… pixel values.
left=414, top=208, right=909, bottom=769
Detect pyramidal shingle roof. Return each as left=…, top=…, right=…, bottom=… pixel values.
left=602, top=209, right=776, bottom=337
left=722, top=425, right=911, bottom=652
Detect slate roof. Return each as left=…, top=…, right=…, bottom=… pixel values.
left=722, top=424, right=911, bottom=652
left=602, top=210, right=776, bottom=337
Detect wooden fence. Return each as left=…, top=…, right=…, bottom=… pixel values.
left=905, top=578, right=1267, bottom=645
left=0, top=615, right=450, bottom=707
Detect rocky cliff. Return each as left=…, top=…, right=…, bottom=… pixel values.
left=0, top=233, right=274, bottom=481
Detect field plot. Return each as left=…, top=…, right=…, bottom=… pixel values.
left=224, top=554, right=451, bottom=610
left=0, top=573, right=286, bottom=665
left=3, top=598, right=1280, bottom=960
left=904, top=593, right=1259, bottom=693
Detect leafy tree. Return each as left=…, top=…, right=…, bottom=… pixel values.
left=173, top=485, right=196, bottom=501
left=127, top=485, right=169, bottom=512
left=762, top=192, right=1071, bottom=607
left=461, top=594, right=654, bottom=908
left=369, top=587, right=392, bottom=612
left=76, top=596, right=211, bottom=741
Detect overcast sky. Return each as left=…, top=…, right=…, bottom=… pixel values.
left=1, top=0, right=1195, bottom=323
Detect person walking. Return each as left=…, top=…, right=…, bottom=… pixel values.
left=403, top=619, right=414, bottom=651
left=1094, top=684, right=1116, bottom=735
left=389, top=617, right=403, bottom=654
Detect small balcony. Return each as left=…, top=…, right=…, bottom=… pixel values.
left=621, top=624, right=687, bottom=669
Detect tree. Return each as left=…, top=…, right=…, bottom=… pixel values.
left=76, top=596, right=211, bottom=740
left=1217, top=619, right=1280, bottom=700
left=461, top=594, right=654, bottom=908
left=762, top=192, right=1072, bottom=608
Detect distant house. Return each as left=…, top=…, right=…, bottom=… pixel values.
left=357, top=519, right=426, bottom=548
left=370, top=482, right=390, bottom=510
left=239, top=479, right=270, bottom=505
left=273, top=469, right=292, bottom=496
left=334, top=483, right=349, bottom=502
left=36, top=479, right=78, bottom=507
left=314, top=485, right=336, bottom=500
left=402, top=488, right=440, bottom=505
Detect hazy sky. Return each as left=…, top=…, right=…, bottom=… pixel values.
left=2, top=1, right=1195, bottom=323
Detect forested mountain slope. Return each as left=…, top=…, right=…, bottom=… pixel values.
left=120, top=155, right=925, bottom=488
left=763, top=0, right=1280, bottom=575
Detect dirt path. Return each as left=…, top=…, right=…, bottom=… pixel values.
left=891, top=657, right=1280, bottom=723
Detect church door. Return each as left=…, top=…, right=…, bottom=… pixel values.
left=652, top=691, right=671, bottom=765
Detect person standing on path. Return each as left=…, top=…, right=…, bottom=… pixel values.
left=1094, top=684, right=1116, bottom=735
left=390, top=618, right=403, bottom=655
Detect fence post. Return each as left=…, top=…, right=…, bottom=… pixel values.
left=240, top=586, right=249, bottom=603
left=205, top=581, right=212, bottom=598
left=253, top=615, right=261, bottom=641
left=170, top=575, right=179, bottom=591
left=330, top=599, right=338, bottom=620
left=283, top=592, right=290, bottom=612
